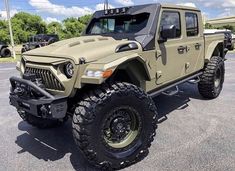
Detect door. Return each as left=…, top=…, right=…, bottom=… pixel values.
left=184, top=12, right=204, bottom=74
left=155, top=10, right=188, bottom=85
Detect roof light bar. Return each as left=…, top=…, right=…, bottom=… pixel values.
left=104, top=7, right=129, bottom=15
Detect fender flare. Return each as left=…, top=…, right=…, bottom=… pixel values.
left=205, top=41, right=224, bottom=62
left=79, top=54, right=152, bottom=86
left=105, top=55, right=152, bottom=81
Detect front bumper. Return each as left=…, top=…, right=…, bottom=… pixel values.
left=9, top=77, right=68, bottom=119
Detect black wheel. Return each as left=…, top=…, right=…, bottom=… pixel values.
left=17, top=110, right=68, bottom=129
left=21, top=47, right=27, bottom=54
left=198, top=56, right=225, bottom=99
left=48, top=38, right=56, bottom=45
left=1, top=48, right=11, bottom=57
left=72, top=82, right=158, bottom=170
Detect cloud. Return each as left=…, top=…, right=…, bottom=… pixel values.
left=29, top=0, right=93, bottom=17
left=0, top=9, right=18, bottom=19
left=222, top=0, right=235, bottom=8
left=95, top=3, right=115, bottom=11
left=44, top=17, right=61, bottom=23
left=177, top=3, right=197, bottom=8
left=115, top=0, right=134, bottom=6
left=153, top=0, right=235, bottom=18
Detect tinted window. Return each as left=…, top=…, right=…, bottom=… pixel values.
left=186, top=13, right=199, bottom=37
left=160, top=11, right=181, bottom=38
left=87, top=13, right=150, bottom=35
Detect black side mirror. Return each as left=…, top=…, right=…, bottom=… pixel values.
left=159, top=25, right=177, bottom=43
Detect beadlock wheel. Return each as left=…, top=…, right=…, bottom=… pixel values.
left=103, top=106, right=140, bottom=149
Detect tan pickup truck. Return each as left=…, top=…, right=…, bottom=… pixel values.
left=10, top=3, right=225, bottom=170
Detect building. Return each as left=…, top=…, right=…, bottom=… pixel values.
left=207, top=16, right=235, bottom=27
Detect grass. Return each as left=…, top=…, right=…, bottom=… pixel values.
left=0, top=54, right=21, bottom=63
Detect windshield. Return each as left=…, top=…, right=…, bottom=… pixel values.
left=86, top=13, right=150, bottom=35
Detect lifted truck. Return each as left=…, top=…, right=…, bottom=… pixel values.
left=10, top=4, right=225, bottom=170
left=21, top=34, right=59, bottom=53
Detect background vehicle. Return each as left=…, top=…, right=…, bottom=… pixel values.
left=10, top=4, right=226, bottom=170
left=0, top=42, right=11, bottom=58
left=21, top=34, right=59, bottom=53
left=204, top=29, right=234, bottom=51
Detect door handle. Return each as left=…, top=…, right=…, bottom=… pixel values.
left=195, top=43, right=202, bottom=50
left=177, top=46, right=186, bottom=54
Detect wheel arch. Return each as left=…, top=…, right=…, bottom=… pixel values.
left=108, top=57, right=151, bottom=88
left=205, top=42, right=225, bottom=63
left=0, top=45, right=8, bottom=51
left=79, top=55, right=151, bottom=89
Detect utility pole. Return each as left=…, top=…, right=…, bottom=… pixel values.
left=4, top=0, right=16, bottom=59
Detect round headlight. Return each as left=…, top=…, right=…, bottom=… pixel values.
left=64, top=62, right=74, bottom=78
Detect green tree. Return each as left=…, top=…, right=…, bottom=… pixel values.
left=10, top=12, right=47, bottom=44
left=47, top=21, right=65, bottom=39
left=0, top=20, right=10, bottom=43
left=62, top=17, right=84, bottom=39
left=78, top=14, right=92, bottom=25
left=205, top=23, right=213, bottom=29
left=62, top=15, right=92, bottom=39
left=0, top=12, right=92, bottom=44
left=222, top=25, right=235, bottom=32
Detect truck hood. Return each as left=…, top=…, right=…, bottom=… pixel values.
left=23, top=36, right=142, bottom=64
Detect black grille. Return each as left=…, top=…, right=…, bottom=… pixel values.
left=25, top=67, right=65, bottom=91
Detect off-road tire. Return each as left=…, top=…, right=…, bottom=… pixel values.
left=48, top=38, right=56, bottom=45
left=198, top=56, right=225, bottom=99
left=72, top=82, right=158, bottom=170
left=1, top=48, right=11, bottom=57
left=18, top=111, right=68, bottom=129
left=21, top=47, right=27, bottom=54
left=228, top=43, right=234, bottom=51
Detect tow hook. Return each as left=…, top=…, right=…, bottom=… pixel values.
left=40, top=105, right=51, bottom=118
left=14, top=87, right=24, bottom=96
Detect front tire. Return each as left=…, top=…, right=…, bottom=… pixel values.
left=72, top=82, right=158, bottom=170
left=198, top=56, right=225, bottom=99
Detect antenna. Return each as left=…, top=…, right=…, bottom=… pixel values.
left=104, top=0, right=109, bottom=10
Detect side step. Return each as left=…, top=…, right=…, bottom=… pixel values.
left=149, top=72, right=203, bottom=98
left=188, top=76, right=200, bottom=84
left=162, top=86, right=179, bottom=96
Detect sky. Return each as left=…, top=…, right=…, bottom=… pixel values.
left=0, top=0, right=235, bottom=23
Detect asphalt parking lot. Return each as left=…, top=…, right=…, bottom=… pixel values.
left=0, top=54, right=235, bottom=171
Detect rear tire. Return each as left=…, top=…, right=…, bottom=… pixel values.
left=1, top=48, right=11, bottom=57
left=72, top=82, right=158, bottom=170
left=198, top=56, right=225, bottom=99
left=18, top=110, right=68, bottom=129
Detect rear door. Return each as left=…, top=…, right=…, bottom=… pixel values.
left=183, top=11, right=204, bottom=74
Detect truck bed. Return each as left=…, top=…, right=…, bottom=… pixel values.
left=204, top=33, right=225, bottom=60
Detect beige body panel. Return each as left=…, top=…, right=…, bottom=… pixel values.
left=24, top=36, right=135, bottom=64
left=204, top=34, right=224, bottom=62
left=144, top=8, right=205, bottom=92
